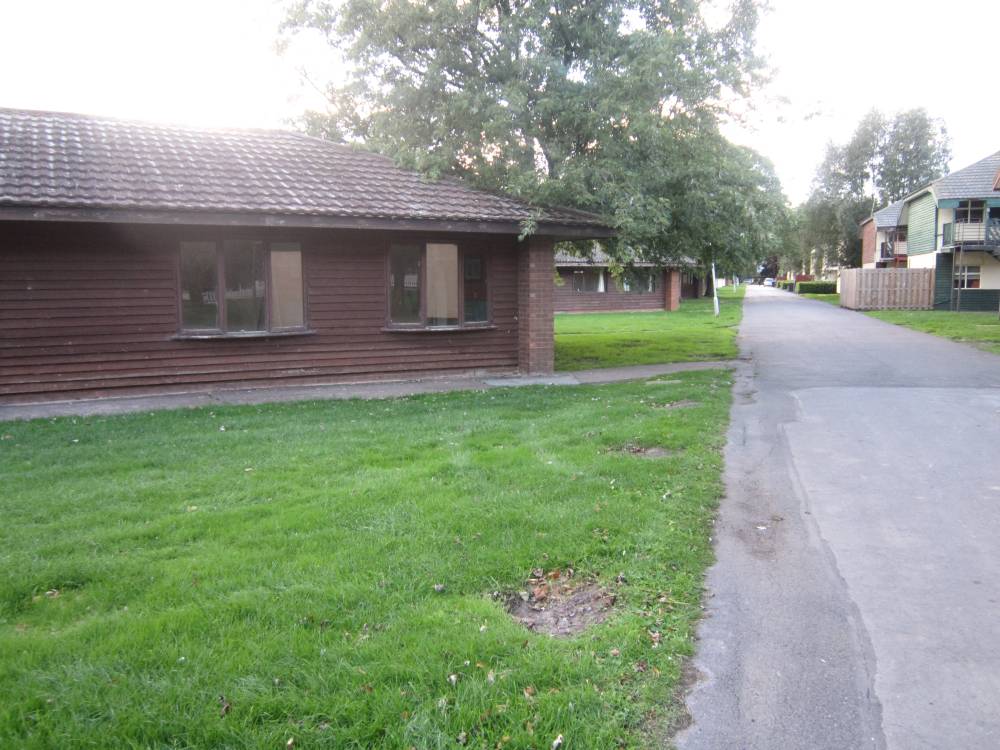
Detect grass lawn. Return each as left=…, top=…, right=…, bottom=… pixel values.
left=555, top=286, right=745, bottom=371
left=800, top=293, right=840, bottom=306
left=1, top=371, right=732, bottom=748
left=866, top=310, right=1000, bottom=355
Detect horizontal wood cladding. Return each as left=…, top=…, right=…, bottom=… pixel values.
left=0, top=222, right=520, bottom=402
left=553, top=269, right=667, bottom=312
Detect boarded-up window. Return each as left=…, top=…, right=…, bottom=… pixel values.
left=270, top=245, right=304, bottom=329
left=426, top=243, right=459, bottom=326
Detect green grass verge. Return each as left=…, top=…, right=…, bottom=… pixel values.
left=0, top=372, right=732, bottom=748
left=800, top=293, right=840, bottom=306
left=555, top=286, right=745, bottom=371
left=866, top=310, right=1000, bottom=355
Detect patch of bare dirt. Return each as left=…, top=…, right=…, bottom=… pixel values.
left=657, top=399, right=700, bottom=410
left=614, top=443, right=678, bottom=458
left=506, top=569, right=616, bottom=637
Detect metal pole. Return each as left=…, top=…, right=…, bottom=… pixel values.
left=956, top=244, right=964, bottom=313
left=711, top=261, right=720, bottom=317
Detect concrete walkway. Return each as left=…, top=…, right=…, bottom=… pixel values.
left=677, top=287, right=1000, bottom=750
left=0, top=360, right=736, bottom=421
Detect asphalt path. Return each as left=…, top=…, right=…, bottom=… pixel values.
left=677, top=286, right=1000, bottom=750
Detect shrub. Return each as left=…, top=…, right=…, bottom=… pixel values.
left=797, top=281, right=837, bottom=294
left=777, top=280, right=794, bottom=291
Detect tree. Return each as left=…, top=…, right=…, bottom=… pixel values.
left=800, top=108, right=950, bottom=267
left=282, top=0, right=780, bottom=271
left=879, top=109, right=951, bottom=202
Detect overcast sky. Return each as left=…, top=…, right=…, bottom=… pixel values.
left=1, top=0, right=997, bottom=205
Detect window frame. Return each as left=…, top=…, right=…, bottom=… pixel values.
left=174, top=237, right=310, bottom=339
left=953, top=264, right=982, bottom=290
left=622, top=269, right=657, bottom=294
left=955, top=200, right=986, bottom=224
left=572, top=269, right=604, bottom=293
left=383, top=240, right=494, bottom=331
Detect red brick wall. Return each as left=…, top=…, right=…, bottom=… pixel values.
left=517, top=236, right=554, bottom=374
left=553, top=268, right=668, bottom=312
left=0, top=222, right=523, bottom=402
left=664, top=269, right=681, bottom=311
left=861, top=221, right=876, bottom=266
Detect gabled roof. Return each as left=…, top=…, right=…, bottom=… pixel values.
left=873, top=199, right=906, bottom=229
left=0, top=107, right=611, bottom=237
left=928, top=150, right=1000, bottom=201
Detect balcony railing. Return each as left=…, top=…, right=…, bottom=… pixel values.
left=943, top=219, right=1000, bottom=247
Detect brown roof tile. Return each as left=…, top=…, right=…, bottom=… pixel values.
left=0, top=107, right=610, bottom=235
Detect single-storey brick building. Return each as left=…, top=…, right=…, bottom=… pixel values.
left=554, top=248, right=702, bottom=313
left=0, top=108, right=612, bottom=403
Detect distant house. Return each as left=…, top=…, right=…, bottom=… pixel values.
left=898, top=151, right=1000, bottom=310
left=860, top=199, right=907, bottom=269
left=553, top=247, right=699, bottom=313
left=0, top=108, right=612, bottom=403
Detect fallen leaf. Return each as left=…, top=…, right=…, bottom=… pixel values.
left=552, top=734, right=564, bottom=749
left=457, top=731, right=468, bottom=745
left=286, top=738, right=295, bottom=749
left=433, top=583, right=445, bottom=593
left=448, top=674, right=458, bottom=686
left=610, top=648, right=621, bottom=657
left=487, top=670, right=496, bottom=684
left=523, top=685, right=536, bottom=698
left=219, top=695, right=231, bottom=717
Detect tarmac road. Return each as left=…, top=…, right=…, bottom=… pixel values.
left=677, top=286, right=1000, bottom=750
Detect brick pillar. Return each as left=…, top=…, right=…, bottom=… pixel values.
left=664, top=268, right=681, bottom=311
left=517, top=235, right=555, bottom=375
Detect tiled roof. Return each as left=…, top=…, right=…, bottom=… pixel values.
left=555, top=246, right=618, bottom=265
left=554, top=246, right=694, bottom=268
left=0, top=107, right=610, bottom=233
left=873, top=199, right=905, bottom=229
left=930, top=150, right=1000, bottom=201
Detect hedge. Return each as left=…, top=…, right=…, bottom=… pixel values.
left=796, top=281, right=837, bottom=294
left=777, top=280, right=795, bottom=291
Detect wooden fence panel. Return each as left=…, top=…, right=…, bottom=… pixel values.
left=839, top=268, right=934, bottom=310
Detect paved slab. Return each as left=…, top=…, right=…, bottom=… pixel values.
left=0, top=360, right=735, bottom=421
left=677, top=287, right=1000, bottom=749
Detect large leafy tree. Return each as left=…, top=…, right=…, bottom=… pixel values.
left=282, top=0, right=784, bottom=271
left=800, top=108, right=950, bottom=267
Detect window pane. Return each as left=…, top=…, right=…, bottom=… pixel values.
left=389, top=244, right=421, bottom=324
left=573, top=270, right=601, bottom=292
left=463, top=254, right=488, bottom=323
left=426, top=243, right=459, bottom=326
left=180, top=241, right=218, bottom=329
left=223, top=240, right=266, bottom=331
left=270, top=244, right=304, bottom=329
